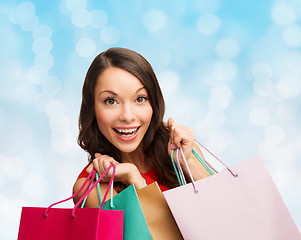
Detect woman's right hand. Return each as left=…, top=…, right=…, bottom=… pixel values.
left=86, top=153, right=145, bottom=189
left=86, top=153, right=119, bottom=182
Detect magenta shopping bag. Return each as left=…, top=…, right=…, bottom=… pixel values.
left=163, top=144, right=301, bottom=240
left=18, top=164, right=123, bottom=240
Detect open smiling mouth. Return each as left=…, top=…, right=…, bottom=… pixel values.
left=113, top=127, right=140, bottom=138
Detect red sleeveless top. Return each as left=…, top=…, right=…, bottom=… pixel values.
left=77, top=164, right=169, bottom=192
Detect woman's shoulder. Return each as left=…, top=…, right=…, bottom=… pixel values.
left=77, top=164, right=90, bottom=180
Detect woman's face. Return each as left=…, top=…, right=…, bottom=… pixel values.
left=94, top=67, right=153, bottom=153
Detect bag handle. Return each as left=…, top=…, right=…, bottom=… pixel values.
left=44, top=164, right=115, bottom=219
left=72, top=164, right=115, bottom=218
left=171, top=140, right=217, bottom=187
left=81, top=169, right=115, bottom=209
left=172, top=140, right=238, bottom=194
left=194, top=139, right=238, bottom=178
left=94, top=173, right=147, bottom=210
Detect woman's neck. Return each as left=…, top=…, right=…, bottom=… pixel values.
left=120, top=145, right=151, bottom=173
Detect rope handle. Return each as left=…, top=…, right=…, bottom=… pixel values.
left=191, top=148, right=217, bottom=175
left=178, top=147, right=199, bottom=194
left=95, top=173, right=147, bottom=209
left=44, top=164, right=115, bottom=219
left=81, top=172, right=102, bottom=208
left=72, top=164, right=115, bottom=218
left=94, top=168, right=115, bottom=209
left=80, top=173, right=95, bottom=208
left=44, top=168, right=96, bottom=218
left=171, top=140, right=238, bottom=194
left=194, top=139, right=238, bottom=178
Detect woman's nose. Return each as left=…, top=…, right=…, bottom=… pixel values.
left=119, top=103, right=135, bottom=122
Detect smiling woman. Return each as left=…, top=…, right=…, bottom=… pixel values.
left=73, top=47, right=211, bottom=206
left=94, top=67, right=153, bottom=154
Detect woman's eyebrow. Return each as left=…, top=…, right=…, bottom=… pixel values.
left=97, top=87, right=145, bottom=97
left=135, top=87, right=146, bottom=93
left=98, top=90, right=117, bottom=96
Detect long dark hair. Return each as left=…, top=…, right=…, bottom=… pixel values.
left=78, top=47, right=179, bottom=188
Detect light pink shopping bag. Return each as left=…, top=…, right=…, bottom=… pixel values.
left=18, top=165, right=123, bottom=240
left=164, top=146, right=301, bottom=240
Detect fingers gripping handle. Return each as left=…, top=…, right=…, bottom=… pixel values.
left=72, top=164, right=115, bottom=218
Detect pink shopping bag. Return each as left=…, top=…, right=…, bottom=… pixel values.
left=163, top=145, right=301, bottom=240
left=18, top=164, right=123, bottom=240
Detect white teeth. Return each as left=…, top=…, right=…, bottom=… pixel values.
left=115, top=127, right=138, bottom=135
left=117, top=128, right=137, bottom=133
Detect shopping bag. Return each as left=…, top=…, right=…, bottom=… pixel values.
left=18, top=164, right=123, bottom=240
left=102, top=184, right=152, bottom=240
left=163, top=144, right=301, bottom=240
left=136, top=182, right=183, bottom=240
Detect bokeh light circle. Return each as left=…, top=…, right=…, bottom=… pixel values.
left=9, top=1, right=35, bottom=24
left=34, top=54, right=54, bottom=70
left=283, top=25, right=301, bottom=47
left=90, top=10, right=108, bottom=29
left=196, top=14, right=221, bottom=35
left=279, top=74, right=301, bottom=98
left=212, top=61, right=237, bottom=82
left=49, top=116, right=69, bottom=131
left=20, top=15, right=39, bottom=32
left=277, top=102, right=296, bottom=122
left=143, top=9, right=167, bottom=32
left=158, top=70, right=181, bottom=94
left=100, top=26, right=120, bottom=44
left=265, top=125, right=285, bottom=144
left=45, top=98, right=66, bottom=119
left=41, top=76, right=62, bottom=95
left=269, top=83, right=289, bottom=102
left=76, top=38, right=96, bottom=57
left=271, top=3, right=296, bottom=26
left=253, top=78, right=273, bottom=96
left=211, top=84, right=232, bottom=98
left=252, top=62, right=273, bottom=79
left=32, top=37, right=53, bottom=55
left=71, top=9, right=91, bottom=27
left=15, top=82, right=39, bottom=104
left=208, top=94, right=230, bottom=111
left=284, top=51, right=301, bottom=76
left=249, top=106, right=270, bottom=126
left=34, top=92, right=53, bottom=111
left=28, top=65, right=48, bottom=84
left=215, top=38, right=240, bottom=59
left=51, top=130, right=72, bottom=153
left=66, top=0, right=87, bottom=13
left=258, top=141, right=278, bottom=162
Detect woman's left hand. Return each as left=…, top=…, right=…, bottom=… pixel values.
left=167, top=118, right=195, bottom=164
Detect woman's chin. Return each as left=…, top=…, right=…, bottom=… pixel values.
left=114, top=141, right=143, bottom=154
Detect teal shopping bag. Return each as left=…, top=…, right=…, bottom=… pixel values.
left=102, top=184, right=152, bottom=240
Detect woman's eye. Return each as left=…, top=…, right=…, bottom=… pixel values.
left=136, top=96, right=147, bottom=103
left=104, top=98, right=116, bottom=105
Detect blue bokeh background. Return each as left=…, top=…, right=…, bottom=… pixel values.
left=1, top=0, right=301, bottom=239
